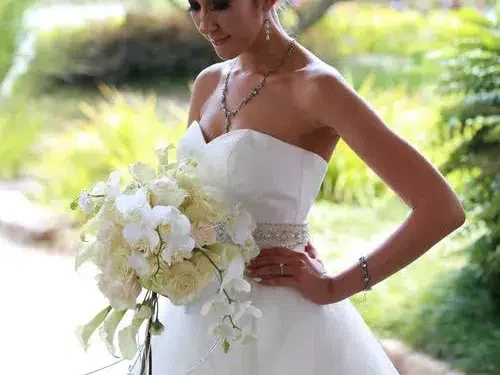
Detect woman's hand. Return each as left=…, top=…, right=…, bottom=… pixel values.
left=247, top=243, right=337, bottom=305
left=304, top=242, right=324, bottom=266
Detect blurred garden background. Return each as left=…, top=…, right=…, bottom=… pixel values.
left=0, top=0, right=499, bottom=374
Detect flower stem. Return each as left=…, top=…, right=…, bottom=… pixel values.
left=139, top=292, right=158, bottom=375
left=194, top=248, right=242, bottom=334
left=152, top=228, right=164, bottom=279
left=194, top=248, right=224, bottom=283
left=224, top=314, right=242, bottom=332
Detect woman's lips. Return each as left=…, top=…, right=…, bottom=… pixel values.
left=211, top=36, right=230, bottom=46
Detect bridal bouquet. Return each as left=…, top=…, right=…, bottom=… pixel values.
left=72, top=145, right=261, bottom=374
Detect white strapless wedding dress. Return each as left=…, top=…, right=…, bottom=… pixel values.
left=149, top=121, right=400, bottom=375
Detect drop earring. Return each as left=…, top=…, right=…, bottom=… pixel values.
left=265, top=18, right=271, bottom=42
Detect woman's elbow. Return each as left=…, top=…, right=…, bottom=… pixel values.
left=439, top=195, right=466, bottom=233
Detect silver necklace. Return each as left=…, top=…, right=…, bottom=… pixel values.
left=221, top=39, right=296, bottom=133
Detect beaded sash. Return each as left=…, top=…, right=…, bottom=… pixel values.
left=215, top=222, right=310, bottom=249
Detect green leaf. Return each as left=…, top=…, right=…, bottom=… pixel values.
left=118, top=325, right=138, bottom=360
left=222, top=339, right=230, bottom=353
left=76, top=306, right=112, bottom=350
left=75, top=241, right=97, bottom=271
left=100, top=309, right=127, bottom=357
left=118, top=317, right=147, bottom=360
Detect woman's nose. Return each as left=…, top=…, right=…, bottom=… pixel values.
left=197, top=11, right=218, bottom=36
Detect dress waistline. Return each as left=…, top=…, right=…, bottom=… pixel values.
left=215, top=222, right=310, bottom=249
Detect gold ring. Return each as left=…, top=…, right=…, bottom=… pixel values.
left=279, top=263, right=285, bottom=276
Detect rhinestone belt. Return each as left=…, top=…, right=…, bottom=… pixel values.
left=215, top=222, right=310, bottom=249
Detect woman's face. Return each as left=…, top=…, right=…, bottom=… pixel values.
left=188, top=0, right=265, bottom=59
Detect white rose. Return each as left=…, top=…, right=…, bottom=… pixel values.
left=190, top=251, right=217, bottom=287
left=163, top=261, right=203, bottom=305
left=85, top=240, right=108, bottom=269
left=102, top=244, right=134, bottom=279
left=97, top=273, right=142, bottom=311
left=145, top=260, right=172, bottom=294
left=191, top=222, right=217, bottom=247
left=148, top=176, right=187, bottom=208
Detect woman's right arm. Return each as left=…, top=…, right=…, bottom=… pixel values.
left=187, top=64, right=223, bottom=126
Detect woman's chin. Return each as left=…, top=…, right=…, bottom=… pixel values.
left=211, top=39, right=240, bottom=60
left=214, top=47, right=239, bottom=60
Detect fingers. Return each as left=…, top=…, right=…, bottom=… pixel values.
left=248, top=262, right=301, bottom=278
left=305, top=242, right=318, bottom=258
left=249, top=254, right=291, bottom=268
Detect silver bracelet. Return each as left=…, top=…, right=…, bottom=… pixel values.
left=359, top=256, right=372, bottom=292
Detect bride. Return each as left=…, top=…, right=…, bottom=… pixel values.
left=148, top=0, right=466, bottom=373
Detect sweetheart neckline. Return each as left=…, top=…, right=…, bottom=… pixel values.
left=191, top=121, right=329, bottom=166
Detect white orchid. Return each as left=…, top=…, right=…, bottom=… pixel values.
left=235, top=325, right=258, bottom=346
left=78, top=190, right=94, bottom=214
left=208, top=321, right=237, bottom=341
left=221, top=255, right=251, bottom=294
left=233, top=301, right=262, bottom=322
left=115, top=188, right=164, bottom=251
left=90, top=171, right=121, bottom=200
left=157, top=206, right=196, bottom=265
left=228, top=206, right=256, bottom=246
left=200, top=293, right=233, bottom=316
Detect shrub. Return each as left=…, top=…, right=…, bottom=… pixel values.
left=32, top=85, right=186, bottom=210
left=15, top=5, right=218, bottom=90
left=437, top=8, right=500, bottom=304
left=0, top=96, right=42, bottom=178
left=301, top=4, right=487, bottom=60
left=403, top=266, right=500, bottom=373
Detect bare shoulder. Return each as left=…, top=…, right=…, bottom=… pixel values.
left=192, top=61, right=228, bottom=90
left=300, top=61, right=359, bottom=132
left=187, top=61, right=233, bottom=125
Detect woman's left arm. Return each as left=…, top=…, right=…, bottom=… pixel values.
left=309, top=69, right=466, bottom=302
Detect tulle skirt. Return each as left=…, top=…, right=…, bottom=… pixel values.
left=149, top=279, right=400, bottom=375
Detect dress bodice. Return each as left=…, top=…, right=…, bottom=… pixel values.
left=177, top=121, right=328, bottom=224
